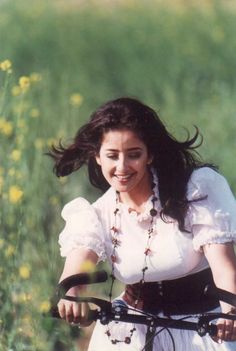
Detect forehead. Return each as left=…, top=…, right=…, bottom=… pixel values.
left=100, top=129, right=146, bottom=149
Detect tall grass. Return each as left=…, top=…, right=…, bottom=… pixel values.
left=0, top=0, right=236, bottom=350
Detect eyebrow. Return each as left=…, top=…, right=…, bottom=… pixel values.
left=105, top=147, right=143, bottom=152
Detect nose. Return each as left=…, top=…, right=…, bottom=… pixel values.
left=116, top=155, right=128, bottom=172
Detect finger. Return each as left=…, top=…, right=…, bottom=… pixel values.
left=57, top=300, right=66, bottom=319
left=80, top=303, right=88, bottom=319
left=65, top=303, right=74, bottom=323
left=229, top=321, right=236, bottom=341
left=224, top=319, right=234, bottom=341
left=80, top=303, right=93, bottom=327
left=72, top=302, right=81, bottom=324
left=216, top=319, right=225, bottom=341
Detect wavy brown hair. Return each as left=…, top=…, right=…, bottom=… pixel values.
left=48, top=97, right=216, bottom=231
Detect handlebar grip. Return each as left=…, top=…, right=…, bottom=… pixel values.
left=49, top=305, right=99, bottom=323
left=57, top=270, right=108, bottom=296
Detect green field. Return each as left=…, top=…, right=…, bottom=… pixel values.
left=0, top=0, right=236, bottom=350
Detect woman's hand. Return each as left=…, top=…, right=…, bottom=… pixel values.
left=57, top=249, right=99, bottom=326
left=203, top=242, right=236, bottom=343
left=57, top=298, right=92, bottom=326
left=214, top=313, right=236, bottom=342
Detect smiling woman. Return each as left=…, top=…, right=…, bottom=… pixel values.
left=48, top=97, right=236, bottom=350
left=95, top=129, right=153, bottom=210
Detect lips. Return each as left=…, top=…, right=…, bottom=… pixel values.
left=115, top=174, right=133, bottom=181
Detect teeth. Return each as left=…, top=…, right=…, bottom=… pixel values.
left=116, top=175, right=131, bottom=180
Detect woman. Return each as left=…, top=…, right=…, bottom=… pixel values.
left=50, top=97, right=236, bottom=350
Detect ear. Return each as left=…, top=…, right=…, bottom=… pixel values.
left=147, top=154, right=153, bottom=165
left=95, top=155, right=101, bottom=166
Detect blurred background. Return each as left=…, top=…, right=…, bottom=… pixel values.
left=0, top=0, right=236, bottom=350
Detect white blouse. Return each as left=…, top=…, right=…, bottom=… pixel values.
left=58, top=167, right=236, bottom=284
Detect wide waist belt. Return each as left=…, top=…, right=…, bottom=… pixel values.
left=123, top=268, right=219, bottom=315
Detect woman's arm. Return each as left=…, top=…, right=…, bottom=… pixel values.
left=58, top=247, right=98, bottom=325
left=59, top=247, right=98, bottom=282
left=203, top=242, right=236, bottom=342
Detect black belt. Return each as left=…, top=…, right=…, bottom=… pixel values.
left=123, top=268, right=219, bottom=315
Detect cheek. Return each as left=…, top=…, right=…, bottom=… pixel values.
left=99, top=159, right=113, bottom=174
left=135, top=158, right=149, bottom=170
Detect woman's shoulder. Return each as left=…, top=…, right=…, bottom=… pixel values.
left=61, top=197, right=94, bottom=219
left=190, top=166, right=220, bottom=182
left=92, top=187, right=115, bottom=211
left=188, top=166, right=222, bottom=191
left=187, top=166, right=235, bottom=202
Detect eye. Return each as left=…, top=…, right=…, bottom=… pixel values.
left=128, top=152, right=142, bottom=159
left=106, top=154, right=118, bottom=160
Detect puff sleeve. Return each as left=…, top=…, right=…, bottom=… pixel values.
left=58, top=197, right=107, bottom=262
left=186, top=167, right=236, bottom=251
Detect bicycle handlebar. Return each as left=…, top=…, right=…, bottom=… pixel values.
left=56, top=270, right=108, bottom=298
left=51, top=270, right=236, bottom=339
left=51, top=294, right=236, bottom=337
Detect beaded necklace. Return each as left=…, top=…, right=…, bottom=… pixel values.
left=105, top=178, right=158, bottom=345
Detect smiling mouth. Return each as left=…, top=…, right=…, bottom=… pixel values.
left=115, top=174, right=134, bottom=181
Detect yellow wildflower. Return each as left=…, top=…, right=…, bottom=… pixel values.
left=19, top=265, right=31, bottom=279
left=30, top=72, right=42, bottom=82
left=49, top=196, right=59, bottom=206
left=34, top=138, right=44, bottom=150
left=59, top=177, right=67, bottom=184
left=70, top=93, right=84, bottom=107
left=0, top=176, right=3, bottom=192
left=0, top=239, right=4, bottom=249
left=0, top=118, right=13, bottom=136
left=11, top=85, right=22, bottom=96
left=5, top=244, right=16, bottom=257
left=30, top=108, right=40, bottom=118
left=0, top=59, right=12, bottom=72
left=19, top=76, right=30, bottom=92
left=9, top=185, right=23, bottom=203
left=16, top=293, right=32, bottom=303
left=47, top=138, right=57, bottom=147
left=80, top=260, right=96, bottom=273
left=10, top=149, right=21, bottom=161
left=39, top=301, right=51, bottom=313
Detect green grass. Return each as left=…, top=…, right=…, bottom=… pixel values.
left=0, top=0, right=236, bottom=349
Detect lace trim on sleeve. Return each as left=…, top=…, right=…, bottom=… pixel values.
left=192, top=226, right=236, bottom=252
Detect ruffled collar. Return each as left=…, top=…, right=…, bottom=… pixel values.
left=111, top=168, right=161, bottom=222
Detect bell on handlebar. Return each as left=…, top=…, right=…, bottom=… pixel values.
left=112, top=299, right=128, bottom=315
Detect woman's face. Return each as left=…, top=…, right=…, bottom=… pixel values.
left=95, top=129, right=153, bottom=196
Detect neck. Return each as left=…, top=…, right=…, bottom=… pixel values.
left=118, top=173, right=154, bottom=213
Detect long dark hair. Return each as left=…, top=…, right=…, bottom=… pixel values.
left=49, top=97, right=215, bottom=231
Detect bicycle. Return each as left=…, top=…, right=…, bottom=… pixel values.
left=50, top=270, right=236, bottom=351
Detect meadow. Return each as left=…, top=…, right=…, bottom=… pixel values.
left=0, top=0, right=236, bottom=350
